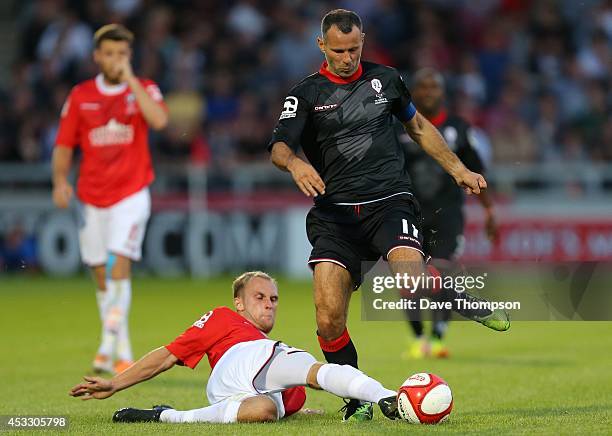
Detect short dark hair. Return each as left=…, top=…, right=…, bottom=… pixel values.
left=94, top=24, right=134, bottom=48
left=321, top=9, right=362, bottom=37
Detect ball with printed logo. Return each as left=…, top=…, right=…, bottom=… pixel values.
left=397, top=373, right=453, bottom=424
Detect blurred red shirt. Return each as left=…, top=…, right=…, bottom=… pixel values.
left=55, top=74, right=166, bottom=207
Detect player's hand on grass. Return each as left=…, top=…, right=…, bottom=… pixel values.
left=52, top=182, right=73, bottom=209
left=70, top=376, right=115, bottom=400
left=287, top=156, right=326, bottom=197
left=454, top=169, right=487, bottom=195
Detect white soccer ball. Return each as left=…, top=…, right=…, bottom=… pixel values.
left=397, top=372, right=453, bottom=424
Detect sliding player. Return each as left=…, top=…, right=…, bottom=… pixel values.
left=70, top=272, right=401, bottom=423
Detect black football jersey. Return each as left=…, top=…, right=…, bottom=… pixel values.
left=269, top=61, right=417, bottom=205
left=400, top=113, right=485, bottom=211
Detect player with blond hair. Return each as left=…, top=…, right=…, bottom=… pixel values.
left=70, top=271, right=402, bottom=424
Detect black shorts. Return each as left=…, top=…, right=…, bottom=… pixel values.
left=421, top=204, right=465, bottom=260
left=306, top=193, right=424, bottom=288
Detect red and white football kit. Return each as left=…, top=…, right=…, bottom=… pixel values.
left=166, top=307, right=309, bottom=419
left=55, top=74, right=166, bottom=264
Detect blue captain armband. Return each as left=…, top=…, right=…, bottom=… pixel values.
left=404, top=102, right=416, bottom=121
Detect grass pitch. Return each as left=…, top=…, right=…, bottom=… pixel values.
left=1, top=275, right=611, bottom=435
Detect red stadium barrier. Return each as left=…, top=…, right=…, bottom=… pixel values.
left=463, top=219, right=612, bottom=261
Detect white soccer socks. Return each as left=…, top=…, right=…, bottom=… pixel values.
left=95, top=287, right=116, bottom=369
left=94, top=279, right=133, bottom=371
left=316, top=363, right=396, bottom=403
left=112, top=279, right=133, bottom=363
left=159, top=399, right=242, bottom=424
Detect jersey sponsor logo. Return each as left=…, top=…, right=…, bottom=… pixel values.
left=314, top=103, right=338, bottom=112
left=279, top=96, right=298, bottom=119
left=398, top=235, right=422, bottom=246
left=88, top=118, right=134, bottom=146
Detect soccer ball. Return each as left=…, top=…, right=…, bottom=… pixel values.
left=397, top=372, right=453, bottom=424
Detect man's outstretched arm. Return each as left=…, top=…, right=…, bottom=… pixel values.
left=70, top=347, right=178, bottom=400
left=403, top=112, right=487, bottom=195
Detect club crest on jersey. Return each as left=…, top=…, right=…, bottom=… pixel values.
left=371, top=78, right=382, bottom=93
left=279, top=96, right=298, bottom=120
left=371, top=78, right=388, bottom=105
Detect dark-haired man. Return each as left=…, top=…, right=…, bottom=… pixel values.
left=52, top=24, right=168, bottom=375
left=70, top=271, right=402, bottom=424
left=400, top=68, right=499, bottom=359
left=268, top=9, right=506, bottom=422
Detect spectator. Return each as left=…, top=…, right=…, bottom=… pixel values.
left=0, top=0, right=608, bottom=178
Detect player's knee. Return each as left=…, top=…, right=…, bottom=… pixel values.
left=316, top=315, right=345, bottom=340
left=110, top=254, right=131, bottom=280
left=315, top=300, right=346, bottom=330
left=388, top=249, right=426, bottom=279
left=388, top=246, right=423, bottom=264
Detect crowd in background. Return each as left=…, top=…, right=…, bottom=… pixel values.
left=0, top=0, right=611, bottom=169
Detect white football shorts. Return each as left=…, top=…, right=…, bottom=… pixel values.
left=206, top=339, right=317, bottom=419
left=78, top=187, right=151, bottom=266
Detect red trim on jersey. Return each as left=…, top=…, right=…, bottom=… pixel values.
left=318, top=327, right=351, bottom=352
left=427, top=109, right=448, bottom=128
left=319, top=61, right=363, bottom=84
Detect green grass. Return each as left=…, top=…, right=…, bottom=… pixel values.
left=1, top=275, right=611, bottom=435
